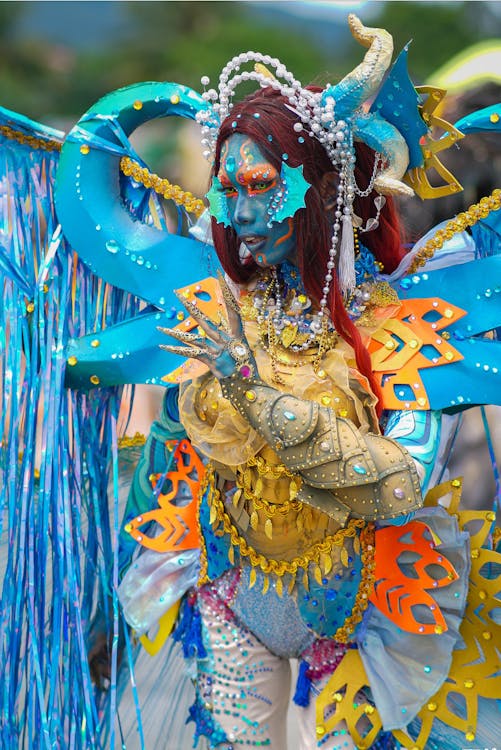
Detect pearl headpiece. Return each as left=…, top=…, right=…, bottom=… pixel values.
left=197, top=15, right=424, bottom=297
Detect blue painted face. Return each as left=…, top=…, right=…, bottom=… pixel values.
left=209, top=134, right=304, bottom=268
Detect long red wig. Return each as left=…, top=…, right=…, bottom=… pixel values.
left=211, top=87, right=406, bottom=415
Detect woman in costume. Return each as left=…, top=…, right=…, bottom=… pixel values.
left=1, top=12, right=499, bottom=750
left=117, top=16, right=500, bottom=750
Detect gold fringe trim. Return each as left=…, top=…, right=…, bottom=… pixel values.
left=120, top=156, right=205, bottom=217
left=117, top=431, right=146, bottom=448
left=202, top=464, right=374, bottom=641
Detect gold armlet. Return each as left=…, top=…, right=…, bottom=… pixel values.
left=221, top=374, right=423, bottom=523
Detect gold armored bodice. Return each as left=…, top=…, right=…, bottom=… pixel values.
left=179, top=314, right=376, bottom=558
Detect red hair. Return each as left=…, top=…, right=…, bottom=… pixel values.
left=212, top=87, right=406, bottom=416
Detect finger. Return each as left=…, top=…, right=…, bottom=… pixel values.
left=174, top=290, right=225, bottom=343
left=217, top=271, right=240, bottom=314
left=160, top=343, right=209, bottom=359
left=226, top=302, right=244, bottom=338
left=157, top=326, right=202, bottom=344
left=216, top=272, right=243, bottom=337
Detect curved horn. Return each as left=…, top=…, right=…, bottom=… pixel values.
left=324, top=14, right=393, bottom=119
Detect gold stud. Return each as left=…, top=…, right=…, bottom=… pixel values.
left=67, top=356, right=78, bottom=366
left=80, top=144, right=90, bottom=155
left=463, top=678, right=474, bottom=688
left=90, top=339, right=100, bottom=348
left=170, top=94, right=180, bottom=104
left=133, top=100, right=143, bottom=110
left=90, top=375, right=100, bottom=385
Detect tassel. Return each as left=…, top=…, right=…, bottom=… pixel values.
left=338, top=215, right=356, bottom=296
left=293, top=660, right=312, bottom=707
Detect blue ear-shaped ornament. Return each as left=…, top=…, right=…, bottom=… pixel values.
left=55, top=81, right=219, bottom=309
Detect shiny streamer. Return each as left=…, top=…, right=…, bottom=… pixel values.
left=0, top=123, right=147, bottom=747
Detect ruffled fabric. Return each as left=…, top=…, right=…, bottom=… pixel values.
left=118, top=547, right=199, bottom=634
left=356, top=505, right=470, bottom=730
left=179, top=373, right=265, bottom=468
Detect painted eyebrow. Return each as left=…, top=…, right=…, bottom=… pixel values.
left=237, top=164, right=279, bottom=185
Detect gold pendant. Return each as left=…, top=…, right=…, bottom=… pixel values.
left=275, top=576, right=283, bottom=598
left=249, top=567, right=257, bottom=589
left=250, top=510, right=259, bottom=530
left=281, top=324, right=298, bottom=348
left=264, top=518, right=273, bottom=540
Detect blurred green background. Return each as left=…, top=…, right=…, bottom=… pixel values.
left=2, top=1, right=500, bottom=228
left=2, top=0, right=500, bottom=120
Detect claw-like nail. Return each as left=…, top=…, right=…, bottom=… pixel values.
left=159, top=343, right=206, bottom=358
left=217, top=270, right=240, bottom=314
left=157, top=326, right=200, bottom=343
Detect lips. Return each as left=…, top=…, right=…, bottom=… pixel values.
left=239, top=235, right=266, bottom=257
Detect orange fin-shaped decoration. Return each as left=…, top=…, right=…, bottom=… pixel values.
left=127, top=439, right=204, bottom=553
left=369, top=297, right=465, bottom=409
left=162, top=276, right=226, bottom=384
left=369, top=520, right=459, bottom=634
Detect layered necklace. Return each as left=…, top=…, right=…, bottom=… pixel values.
left=243, top=262, right=338, bottom=382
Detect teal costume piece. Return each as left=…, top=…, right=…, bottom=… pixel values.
left=272, top=162, right=311, bottom=224
left=370, top=47, right=427, bottom=169
left=65, top=307, right=200, bottom=389
left=393, top=255, right=501, bottom=411
left=55, top=81, right=219, bottom=309
left=455, top=102, right=501, bottom=134
left=206, top=175, right=232, bottom=227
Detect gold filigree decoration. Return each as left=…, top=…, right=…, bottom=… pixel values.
left=120, top=156, right=205, bottom=217
left=403, top=86, right=464, bottom=200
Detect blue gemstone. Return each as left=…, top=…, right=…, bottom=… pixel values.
left=284, top=411, right=296, bottom=421
left=353, top=464, right=367, bottom=475
left=399, top=278, right=412, bottom=290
